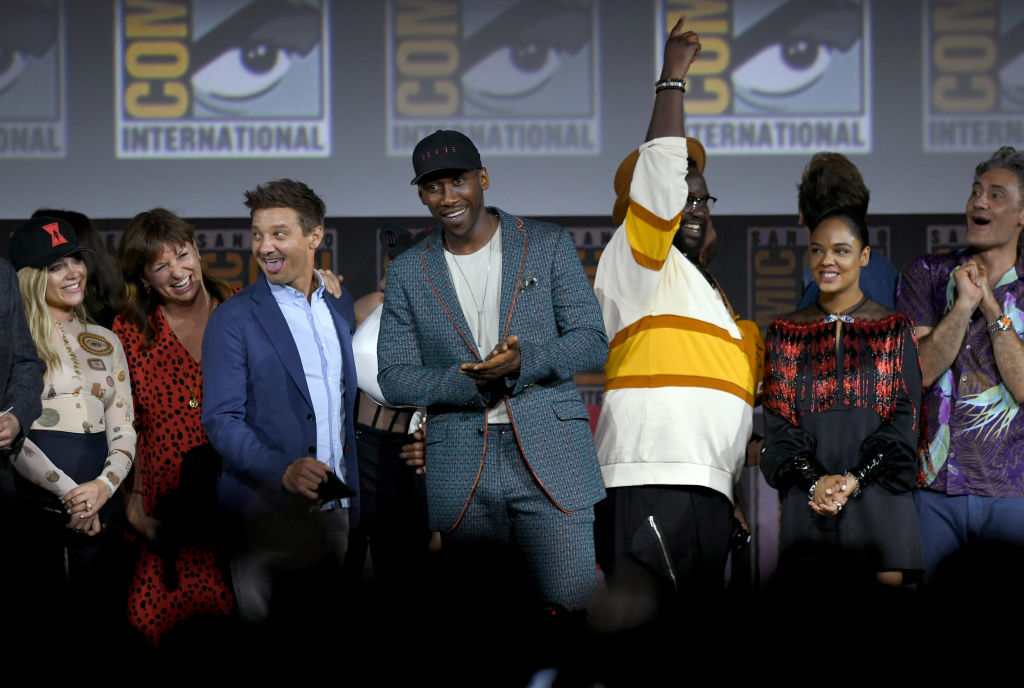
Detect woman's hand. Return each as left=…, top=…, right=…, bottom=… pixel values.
left=808, top=474, right=848, bottom=517
left=320, top=269, right=344, bottom=298
left=834, top=475, right=858, bottom=504
left=62, top=480, right=111, bottom=521
left=126, top=490, right=161, bottom=542
left=67, top=511, right=102, bottom=535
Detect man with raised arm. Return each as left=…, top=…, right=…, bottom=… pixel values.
left=594, top=19, right=761, bottom=593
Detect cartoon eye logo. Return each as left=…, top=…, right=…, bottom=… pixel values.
left=0, top=3, right=57, bottom=97
left=460, top=0, right=591, bottom=113
left=190, top=0, right=321, bottom=115
left=463, top=42, right=568, bottom=101
left=730, top=0, right=862, bottom=113
left=733, top=37, right=837, bottom=100
left=192, top=40, right=295, bottom=102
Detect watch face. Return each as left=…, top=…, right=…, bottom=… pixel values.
left=990, top=315, right=1013, bottom=332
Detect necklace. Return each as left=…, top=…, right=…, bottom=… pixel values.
left=53, top=317, right=83, bottom=381
left=181, top=355, right=201, bottom=409
left=169, top=289, right=216, bottom=410
left=446, top=215, right=498, bottom=337
left=815, top=295, right=868, bottom=323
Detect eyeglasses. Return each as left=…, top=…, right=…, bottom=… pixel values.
left=685, top=195, right=717, bottom=211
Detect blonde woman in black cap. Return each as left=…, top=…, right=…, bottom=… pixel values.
left=8, top=215, right=136, bottom=622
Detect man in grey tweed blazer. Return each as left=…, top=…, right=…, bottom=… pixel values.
left=378, top=130, right=607, bottom=612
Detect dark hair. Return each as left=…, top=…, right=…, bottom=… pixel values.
left=797, top=152, right=870, bottom=231
left=243, top=178, right=325, bottom=234
left=32, top=208, right=124, bottom=328
left=974, top=146, right=1024, bottom=203
left=812, top=208, right=870, bottom=249
left=118, top=208, right=233, bottom=348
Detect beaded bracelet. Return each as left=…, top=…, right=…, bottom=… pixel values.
left=655, top=78, right=687, bottom=93
left=807, top=477, right=822, bottom=502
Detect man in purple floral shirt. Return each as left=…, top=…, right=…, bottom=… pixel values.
left=897, top=146, right=1024, bottom=579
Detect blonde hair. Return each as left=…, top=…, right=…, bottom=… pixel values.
left=17, top=265, right=88, bottom=377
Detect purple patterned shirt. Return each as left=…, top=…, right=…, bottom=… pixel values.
left=897, top=249, right=1024, bottom=497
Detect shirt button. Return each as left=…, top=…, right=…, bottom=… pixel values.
left=965, top=345, right=971, bottom=350
left=961, top=376, right=968, bottom=382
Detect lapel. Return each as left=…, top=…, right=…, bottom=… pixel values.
left=250, top=276, right=313, bottom=408
left=497, top=208, right=527, bottom=341
left=420, top=228, right=481, bottom=360
left=325, top=297, right=356, bottom=425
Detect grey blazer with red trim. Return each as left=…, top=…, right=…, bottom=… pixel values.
left=378, top=207, right=607, bottom=532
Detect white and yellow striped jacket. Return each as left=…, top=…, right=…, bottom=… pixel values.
left=594, top=136, right=758, bottom=503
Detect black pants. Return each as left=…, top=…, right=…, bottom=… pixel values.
left=7, top=431, right=130, bottom=627
left=595, top=484, right=732, bottom=592
left=343, top=423, right=430, bottom=596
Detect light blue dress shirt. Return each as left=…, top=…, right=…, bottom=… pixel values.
left=269, top=274, right=346, bottom=484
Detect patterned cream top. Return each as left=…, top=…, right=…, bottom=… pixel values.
left=12, top=317, right=136, bottom=497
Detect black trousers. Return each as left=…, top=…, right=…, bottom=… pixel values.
left=7, top=431, right=130, bottom=625
left=343, top=423, right=430, bottom=594
left=595, top=484, right=732, bottom=592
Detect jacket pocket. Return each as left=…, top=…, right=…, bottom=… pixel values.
left=552, top=398, right=590, bottom=422
left=424, top=424, right=446, bottom=445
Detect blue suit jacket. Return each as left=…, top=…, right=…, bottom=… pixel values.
left=378, top=208, right=608, bottom=532
left=202, top=275, right=359, bottom=522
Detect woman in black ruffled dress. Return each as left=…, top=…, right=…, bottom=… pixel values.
left=760, top=207, right=925, bottom=584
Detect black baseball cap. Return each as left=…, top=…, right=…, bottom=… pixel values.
left=410, top=130, right=483, bottom=184
left=9, top=215, right=85, bottom=270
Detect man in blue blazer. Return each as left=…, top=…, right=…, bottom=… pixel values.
left=203, top=179, right=358, bottom=622
left=378, top=131, right=608, bottom=612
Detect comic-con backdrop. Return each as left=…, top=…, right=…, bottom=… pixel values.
left=2, top=0, right=1023, bottom=219
left=0, top=0, right=1005, bottom=582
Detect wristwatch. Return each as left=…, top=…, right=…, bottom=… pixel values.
left=986, top=313, right=1013, bottom=333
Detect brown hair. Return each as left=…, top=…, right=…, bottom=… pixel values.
left=118, top=208, right=233, bottom=348
left=797, top=152, right=870, bottom=232
left=243, top=178, right=326, bottom=234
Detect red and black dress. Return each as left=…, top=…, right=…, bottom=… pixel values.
left=760, top=304, right=925, bottom=572
left=114, top=308, right=234, bottom=646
